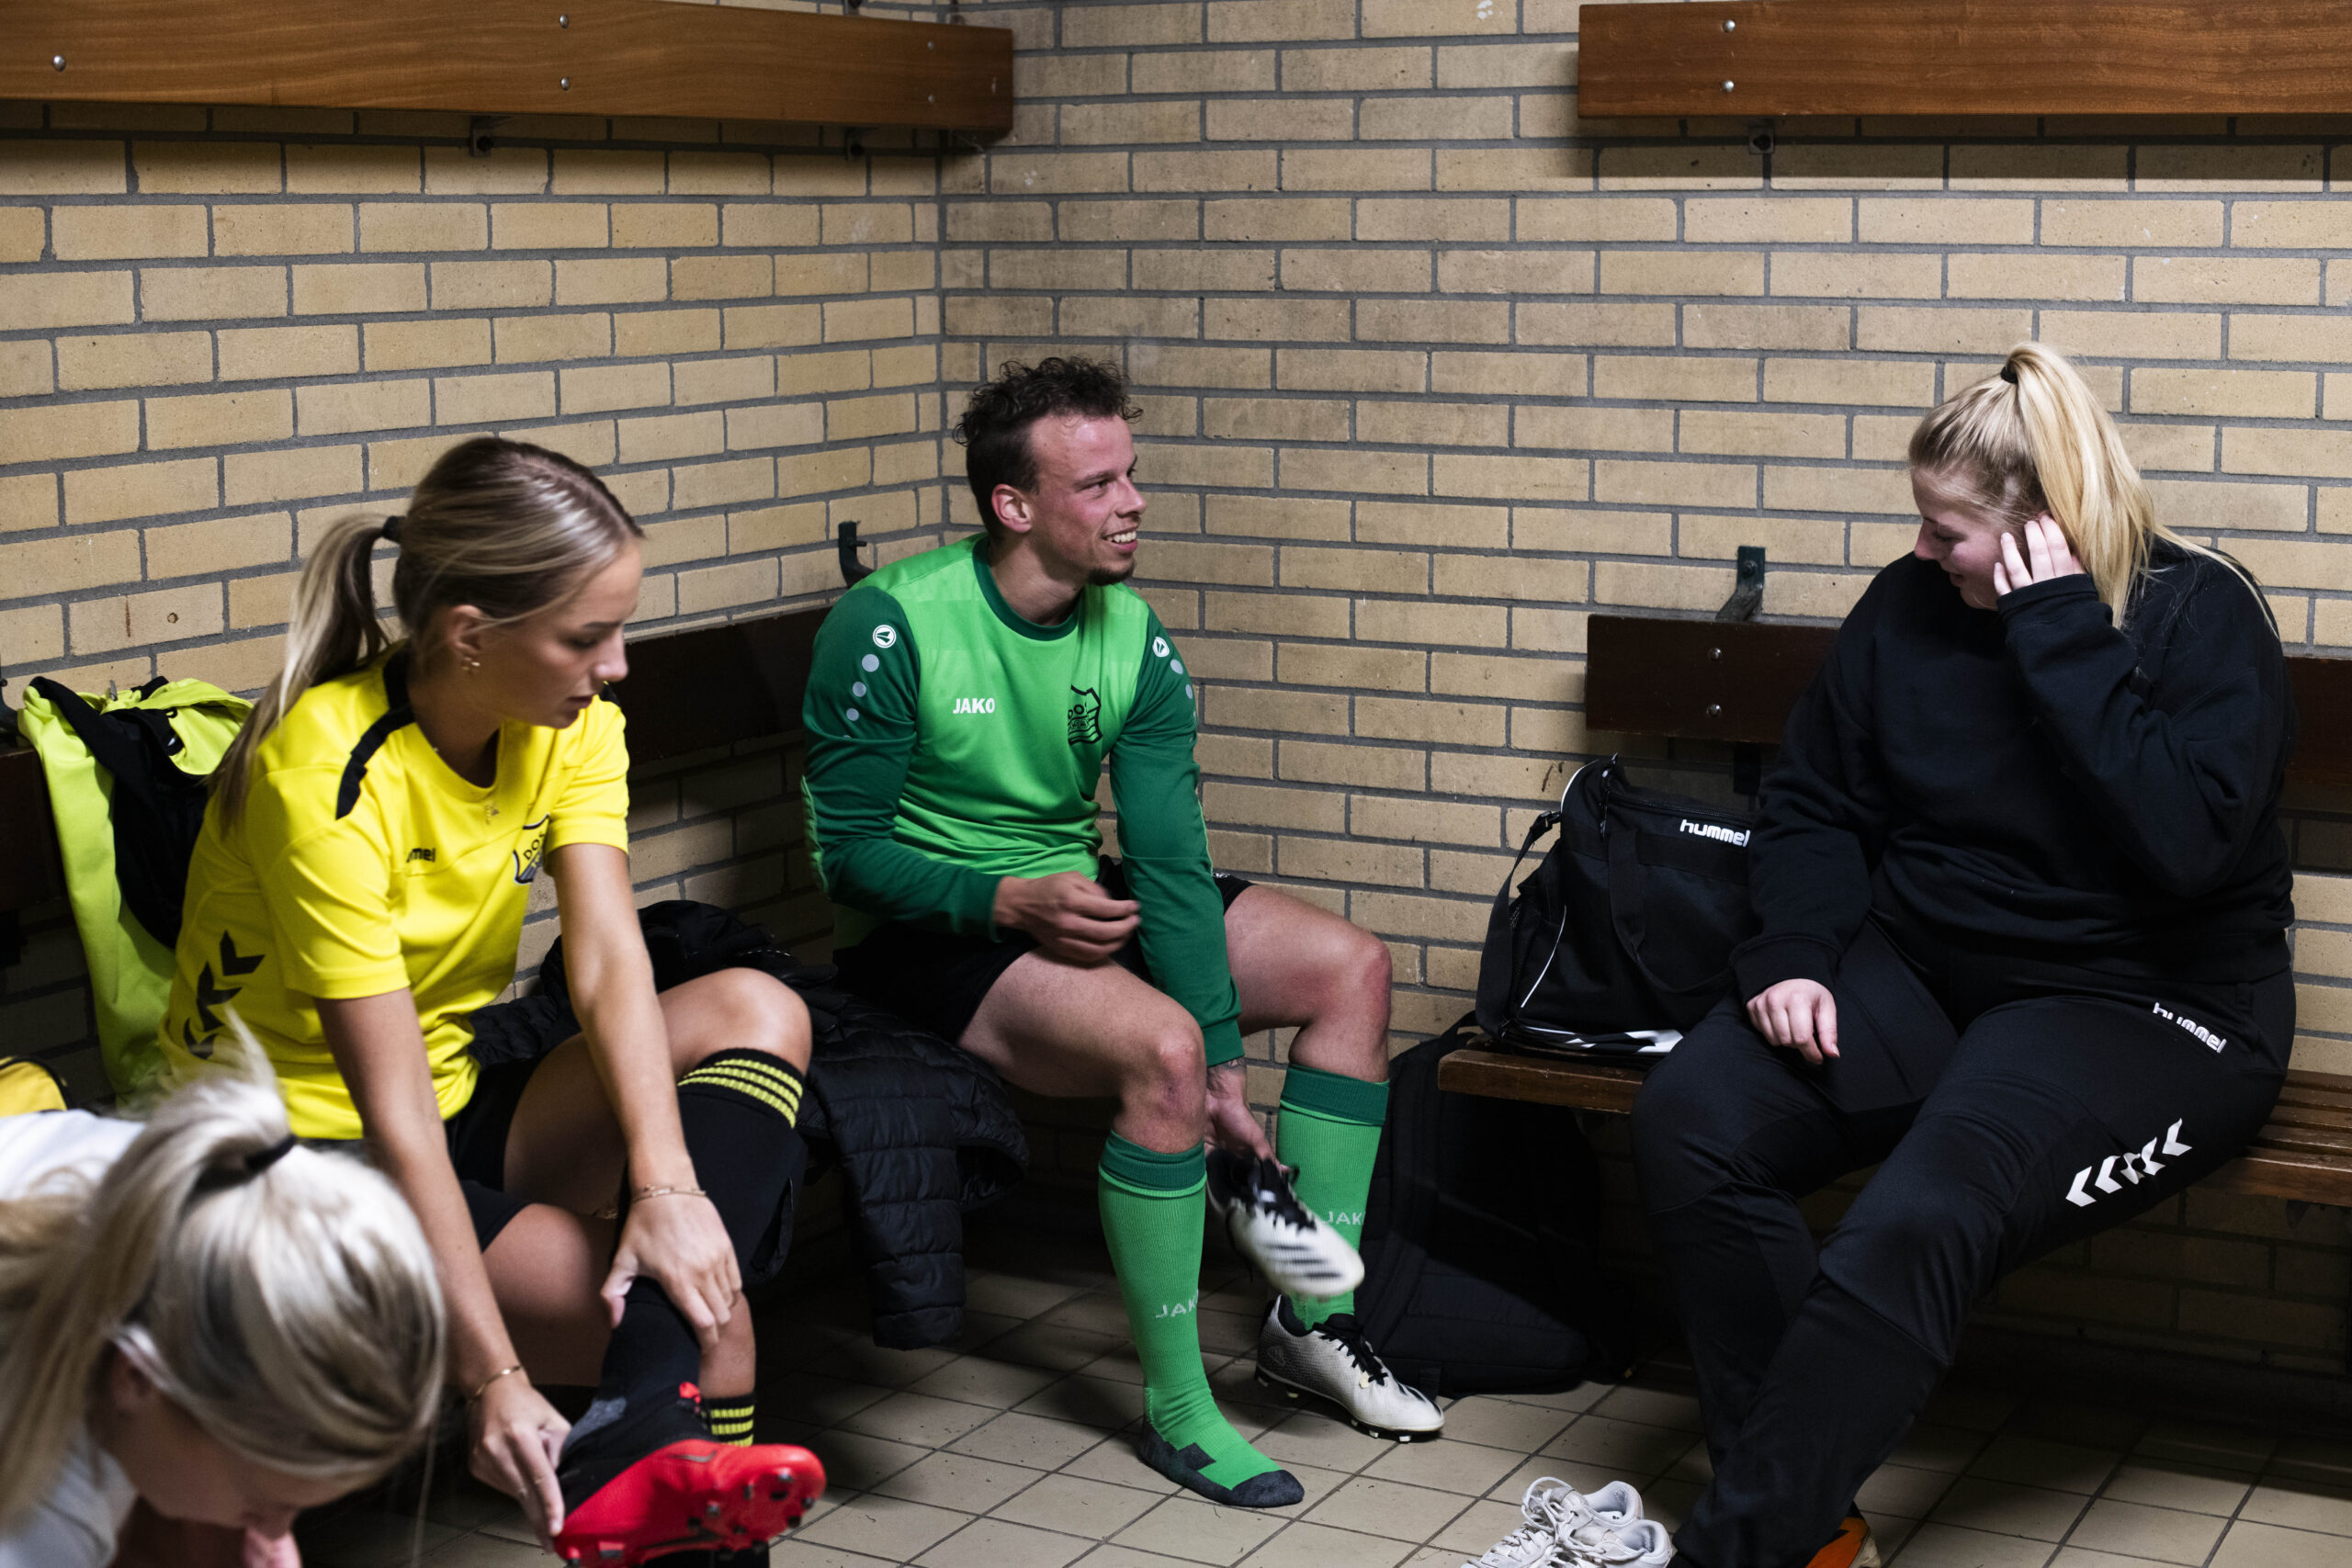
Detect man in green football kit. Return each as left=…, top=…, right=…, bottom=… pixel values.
left=802, top=358, right=1442, bottom=1507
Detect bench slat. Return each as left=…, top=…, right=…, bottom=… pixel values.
left=1437, top=1045, right=2352, bottom=1204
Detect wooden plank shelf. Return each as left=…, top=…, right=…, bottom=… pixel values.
left=1579, top=1, right=2352, bottom=119
left=0, top=0, right=1012, bottom=132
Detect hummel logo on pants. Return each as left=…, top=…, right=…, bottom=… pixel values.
left=2064, top=1120, right=2193, bottom=1207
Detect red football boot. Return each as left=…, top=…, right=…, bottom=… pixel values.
left=551, top=1384, right=825, bottom=1566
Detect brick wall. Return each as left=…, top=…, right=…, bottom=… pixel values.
left=5, top=0, right=2350, bottom=1373
left=948, top=0, right=2352, bottom=1371
left=0, top=6, right=961, bottom=1091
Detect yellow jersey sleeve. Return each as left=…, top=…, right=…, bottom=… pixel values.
left=547, top=696, right=632, bottom=855
left=244, top=762, right=412, bottom=1001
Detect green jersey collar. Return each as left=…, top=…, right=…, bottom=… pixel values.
left=970, top=535, right=1082, bottom=641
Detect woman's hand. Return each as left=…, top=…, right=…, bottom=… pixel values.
left=1994, top=514, right=2086, bottom=598
left=600, top=1191, right=741, bottom=1352
left=469, top=1371, right=570, bottom=1544
left=1747, top=978, right=1839, bottom=1065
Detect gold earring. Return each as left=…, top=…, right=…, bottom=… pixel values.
left=464, top=656, right=481, bottom=672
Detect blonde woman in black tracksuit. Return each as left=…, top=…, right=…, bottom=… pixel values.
left=1627, top=344, right=2294, bottom=1568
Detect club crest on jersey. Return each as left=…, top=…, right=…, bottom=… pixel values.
left=512, top=816, right=551, bottom=885
left=1067, top=686, right=1102, bottom=746
left=871, top=625, right=899, bottom=649
left=953, top=696, right=997, bottom=716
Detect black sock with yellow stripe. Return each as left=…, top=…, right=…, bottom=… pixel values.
left=675, top=1049, right=808, bottom=1289
left=705, top=1390, right=756, bottom=1447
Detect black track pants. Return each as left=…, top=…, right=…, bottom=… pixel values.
left=1632, top=919, right=2291, bottom=1568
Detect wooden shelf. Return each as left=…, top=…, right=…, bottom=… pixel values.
left=0, top=0, right=1012, bottom=132
left=1580, top=1, right=2352, bottom=119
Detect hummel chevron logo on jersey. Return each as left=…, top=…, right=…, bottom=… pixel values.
left=2151, top=1000, right=2226, bottom=1052
left=952, top=697, right=997, bottom=715
left=1679, top=819, right=1750, bottom=847
left=2064, top=1120, right=2192, bottom=1207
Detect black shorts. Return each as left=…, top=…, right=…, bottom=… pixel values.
left=301, top=989, right=591, bottom=1251
left=831, top=856, right=1251, bottom=1045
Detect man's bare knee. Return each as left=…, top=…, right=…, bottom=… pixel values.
left=1122, top=1018, right=1207, bottom=1127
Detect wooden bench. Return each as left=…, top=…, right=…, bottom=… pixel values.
left=1436, top=612, right=2352, bottom=1206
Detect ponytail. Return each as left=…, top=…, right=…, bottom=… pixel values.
left=212, top=437, right=641, bottom=825
left=1910, top=342, right=2265, bottom=628
left=0, top=1037, right=444, bottom=1530
left=212, top=515, right=390, bottom=824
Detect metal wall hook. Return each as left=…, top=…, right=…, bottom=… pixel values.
left=1714, top=546, right=1767, bottom=624
left=838, top=522, right=875, bottom=585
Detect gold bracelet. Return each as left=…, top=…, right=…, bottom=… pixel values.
left=631, top=1184, right=708, bottom=1202
left=469, top=1363, right=525, bottom=1403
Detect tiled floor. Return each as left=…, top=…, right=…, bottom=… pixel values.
left=302, top=1225, right=2352, bottom=1568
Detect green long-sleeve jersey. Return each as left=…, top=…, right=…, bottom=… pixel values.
left=799, top=534, right=1244, bottom=1065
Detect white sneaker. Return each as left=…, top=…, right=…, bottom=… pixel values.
left=1205, top=1151, right=1363, bottom=1297
left=1462, top=1478, right=1644, bottom=1568
left=1560, top=1517, right=1674, bottom=1568
left=1254, top=1299, right=1443, bottom=1442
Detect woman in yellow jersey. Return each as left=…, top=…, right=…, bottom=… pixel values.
left=160, top=438, right=822, bottom=1565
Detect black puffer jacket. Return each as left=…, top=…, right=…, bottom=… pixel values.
left=501, top=900, right=1029, bottom=1348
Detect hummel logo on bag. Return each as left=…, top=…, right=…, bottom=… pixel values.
left=1679, top=818, right=1750, bottom=847
left=2064, top=1120, right=2192, bottom=1208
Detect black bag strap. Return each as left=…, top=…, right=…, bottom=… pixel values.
left=29, top=679, right=161, bottom=805
left=1474, top=761, right=1597, bottom=1032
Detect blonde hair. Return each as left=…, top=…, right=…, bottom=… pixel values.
left=0, top=1046, right=446, bottom=1532
left=214, top=436, right=641, bottom=822
left=1909, top=342, right=2261, bottom=627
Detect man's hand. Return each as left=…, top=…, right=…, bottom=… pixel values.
left=993, top=872, right=1140, bottom=964
left=1747, top=978, right=1839, bottom=1066
left=1205, top=1060, right=1272, bottom=1159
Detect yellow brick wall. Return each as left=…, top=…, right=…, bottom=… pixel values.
left=0, top=85, right=956, bottom=1083
left=950, top=0, right=2352, bottom=1371
left=5, top=1, right=2349, bottom=1373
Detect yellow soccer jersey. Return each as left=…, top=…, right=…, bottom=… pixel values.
left=159, top=652, right=631, bottom=1139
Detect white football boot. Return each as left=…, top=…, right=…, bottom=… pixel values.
left=1205, top=1151, right=1363, bottom=1298
left=1254, top=1299, right=1444, bottom=1442
left=1462, top=1477, right=1644, bottom=1568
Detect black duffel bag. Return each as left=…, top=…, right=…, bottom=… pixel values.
left=1474, top=756, right=1757, bottom=1056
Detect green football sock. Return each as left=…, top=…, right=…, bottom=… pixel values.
left=1098, top=1134, right=1281, bottom=1490
left=1276, top=1063, right=1390, bottom=1330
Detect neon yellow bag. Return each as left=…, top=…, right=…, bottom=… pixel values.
left=17, top=677, right=251, bottom=1099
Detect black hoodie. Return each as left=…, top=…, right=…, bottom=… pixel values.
left=1733, top=544, right=2296, bottom=1000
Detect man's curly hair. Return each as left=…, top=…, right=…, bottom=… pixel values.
left=953, top=356, right=1140, bottom=541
